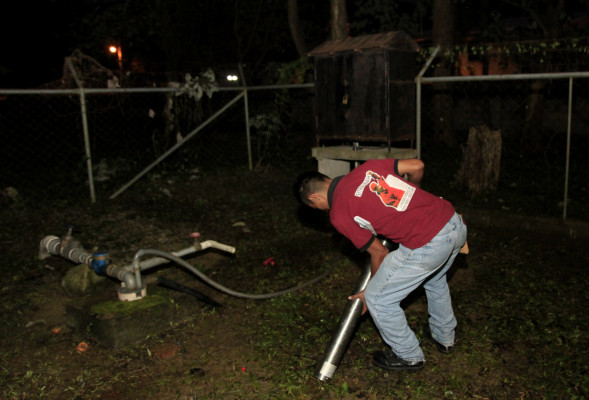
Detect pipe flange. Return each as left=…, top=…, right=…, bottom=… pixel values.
left=117, top=284, right=146, bottom=302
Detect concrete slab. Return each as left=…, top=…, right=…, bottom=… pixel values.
left=312, top=146, right=418, bottom=177
left=312, top=146, right=417, bottom=161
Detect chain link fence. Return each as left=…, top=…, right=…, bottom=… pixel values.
left=0, top=84, right=316, bottom=205
left=1, top=64, right=587, bottom=221
left=417, top=73, right=589, bottom=221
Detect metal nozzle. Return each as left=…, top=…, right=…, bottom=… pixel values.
left=314, top=261, right=372, bottom=381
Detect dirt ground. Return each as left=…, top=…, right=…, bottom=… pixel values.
left=1, top=168, right=587, bottom=399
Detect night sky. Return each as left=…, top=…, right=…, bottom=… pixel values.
left=1, top=1, right=587, bottom=88
left=1, top=2, right=73, bottom=87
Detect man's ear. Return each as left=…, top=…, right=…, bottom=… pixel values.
left=309, top=194, right=323, bottom=203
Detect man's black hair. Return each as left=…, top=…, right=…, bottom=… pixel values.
left=294, top=171, right=330, bottom=205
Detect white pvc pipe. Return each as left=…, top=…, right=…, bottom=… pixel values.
left=199, top=240, right=237, bottom=254
left=121, top=241, right=236, bottom=273
left=112, top=241, right=238, bottom=291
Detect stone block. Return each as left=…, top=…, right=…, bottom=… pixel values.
left=65, top=290, right=175, bottom=350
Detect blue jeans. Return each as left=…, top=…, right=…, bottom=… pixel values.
left=364, top=212, right=467, bottom=362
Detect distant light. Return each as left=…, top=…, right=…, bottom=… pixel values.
left=109, top=46, right=118, bottom=54
left=226, top=74, right=239, bottom=82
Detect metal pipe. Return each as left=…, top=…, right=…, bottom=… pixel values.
left=66, top=57, right=96, bottom=203
left=131, top=250, right=144, bottom=293
left=314, top=240, right=394, bottom=381
left=106, top=263, right=137, bottom=289
left=238, top=63, right=253, bottom=171
left=0, top=82, right=315, bottom=96
left=39, top=235, right=93, bottom=266
left=417, top=46, right=441, bottom=79
left=415, top=46, right=440, bottom=160
left=563, top=77, right=573, bottom=219
left=420, top=70, right=589, bottom=83
left=314, top=260, right=372, bottom=381
left=39, top=234, right=329, bottom=301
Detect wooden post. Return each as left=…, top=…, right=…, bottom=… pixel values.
left=455, top=125, right=502, bottom=197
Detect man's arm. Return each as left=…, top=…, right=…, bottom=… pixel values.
left=397, top=159, right=424, bottom=185
left=348, top=239, right=389, bottom=314
left=366, top=239, right=389, bottom=277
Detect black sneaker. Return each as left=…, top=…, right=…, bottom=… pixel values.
left=372, top=349, right=424, bottom=371
left=424, top=324, right=454, bottom=354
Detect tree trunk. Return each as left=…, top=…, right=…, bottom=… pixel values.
left=329, top=0, right=348, bottom=40
left=455, top=125, right=502, bottom=197
left=287, top=0, right=307, bottom=58
left=513, top=0, right=564, bottom=155
left=432, top=0, right=455, bottom=147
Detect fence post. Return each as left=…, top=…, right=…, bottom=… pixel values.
left=564, top=77, right=573, bottom=220
left=66, top=58, right=96, bottom=203
left=415, top=46, right=440, bottom=160
left=239, top=64, right=253, bottom=170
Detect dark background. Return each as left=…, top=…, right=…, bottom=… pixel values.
left=2, top=0, right=588, bottom=88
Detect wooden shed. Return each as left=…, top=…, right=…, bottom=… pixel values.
left=308, top=31, right=420, bottom=177
left=309, top=31, right=419, bottom=147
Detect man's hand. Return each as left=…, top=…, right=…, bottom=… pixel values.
left=348, top=289, right=368, bottom=315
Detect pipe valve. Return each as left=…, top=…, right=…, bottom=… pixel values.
left=91, top=251, right=110, bottom=276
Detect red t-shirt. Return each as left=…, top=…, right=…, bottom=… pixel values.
left=328, top=159, right=455, bottom=251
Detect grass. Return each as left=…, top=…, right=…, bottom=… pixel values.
left=0, top=150, right=588, bottom=399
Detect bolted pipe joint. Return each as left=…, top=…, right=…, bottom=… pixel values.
left=39, top=235, right=61, bottom=260
left=39, top=235, right=93, bottom=266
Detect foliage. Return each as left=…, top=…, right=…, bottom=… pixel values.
left=248, top=87, right=300, bottom=169
left=152, top=69, right=219, bottom=157
left=174, top=69, right=219, bottom=101
left=350, top=0, right=432, bottom=37
left=249, top=113, right=285, bottom=168
left=488, top=0, right=589, bottom=40
left=418, top=37, right=589, bottom=74
left=275, top=57, right=314, bottom=85
left=247, top=59, right=313, bottom=168
left=349, top=0, right=588, bottom=47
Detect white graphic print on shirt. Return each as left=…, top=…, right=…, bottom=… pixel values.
left=353, top=216, right=378, bottom=236
left=355, top=170, right=415, bottom=211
